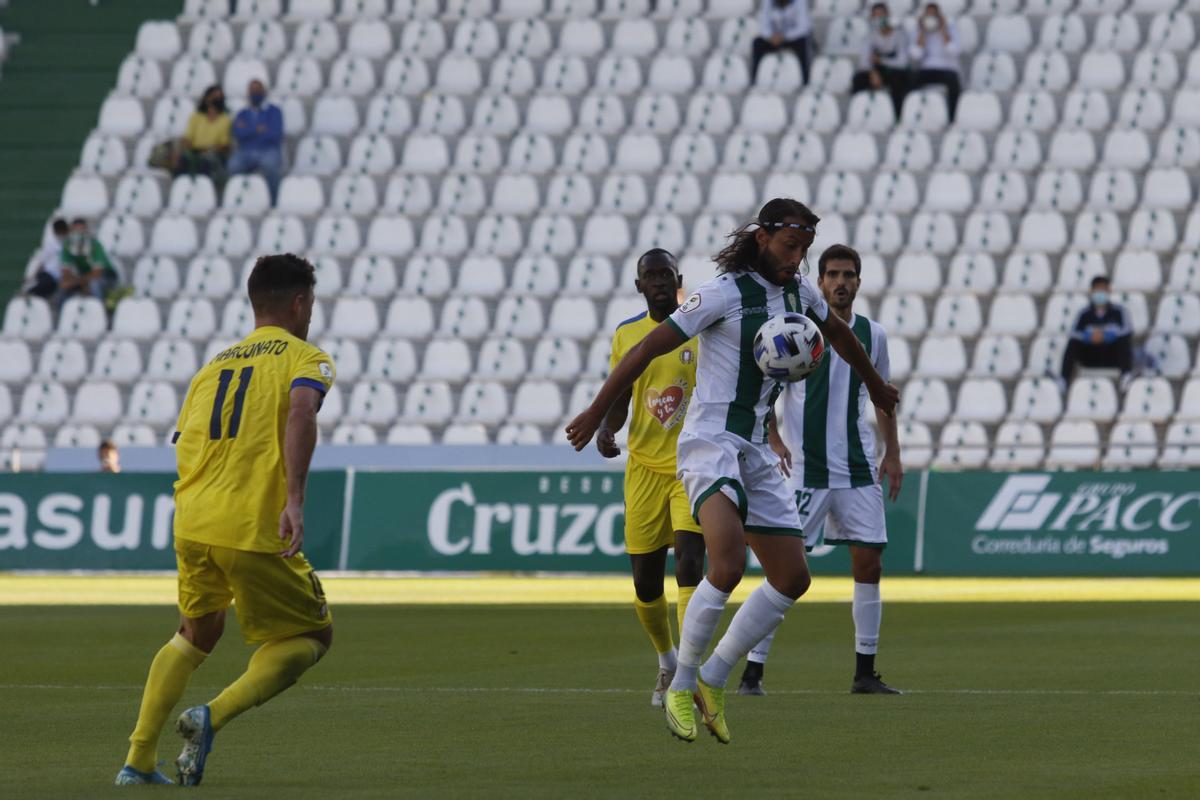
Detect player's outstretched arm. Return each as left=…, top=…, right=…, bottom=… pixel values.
left=566, top=322, right=687, bottom=451
left=596, top=387, right=633, bottom=458
left=280, top=385, right=322, bottom=558
left=818, top=314, right=900, bottom=417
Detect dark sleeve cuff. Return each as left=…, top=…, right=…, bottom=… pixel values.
left=665, top=317, right=690, bottom=342
left=291, top=378, right=328, bottom=394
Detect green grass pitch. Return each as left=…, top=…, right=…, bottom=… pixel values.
left=1, top=602, right=1196, bottom=798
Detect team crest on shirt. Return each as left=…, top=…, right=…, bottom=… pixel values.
left=645, top=379, right=689, bottom=430
left=318, top=362, right=332, bottom=379
left=679, top=348, right=694, bottom=365
left=679, top=292, right=702, bottom=313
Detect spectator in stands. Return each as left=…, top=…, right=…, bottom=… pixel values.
left=1061, top=276, right=1133, bottom=384
left=228, top=79, right=284, bottom=205
left=176, top=85, right=231, bottom=185
left=751, top=0, right=813, bottom=86
left=851, top=3, right=910, bottom=118
left=60, top=218, right=120, bottom=305
left=27, top=218, right=69, bottom=300
left=908, top=2, right=961, bottom=122
left=99, top=440, right=121, bottom=474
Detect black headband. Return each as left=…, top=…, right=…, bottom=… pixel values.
left=760, top=221, right=816, bottom=232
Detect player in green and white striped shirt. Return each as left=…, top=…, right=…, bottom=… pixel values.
left=740, top=244, right=905, bottom=696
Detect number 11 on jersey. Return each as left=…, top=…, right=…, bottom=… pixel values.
left=209, top=367, right=254, bottom=440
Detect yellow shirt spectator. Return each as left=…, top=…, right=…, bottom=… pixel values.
left=185, top=111, right=231, bottom=151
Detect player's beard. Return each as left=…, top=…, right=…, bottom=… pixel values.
left=754, top=247, right=795, bottom=286
left=830, top=284, right=857, bottom=315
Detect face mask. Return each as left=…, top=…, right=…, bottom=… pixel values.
left=922, top=14, right=940, bottom=32
left=874, top=16, right=890, bottom=31
left=1091, top=291, right=1110, bottom=307
left=249, top=91, right=266, bottom=107
left=209, top=97, right=226, bottom=112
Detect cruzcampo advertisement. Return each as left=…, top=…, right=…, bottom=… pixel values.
left=342, top=469, right=920, bottom=575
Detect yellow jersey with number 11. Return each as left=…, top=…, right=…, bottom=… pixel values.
left=173, top=325, right=336, bottom=553
left=609, top=311, right=698, bottom=476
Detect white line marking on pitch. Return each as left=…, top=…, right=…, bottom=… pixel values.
left=1, top=684, right=1195, bottom=697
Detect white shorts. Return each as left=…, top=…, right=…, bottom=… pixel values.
left=677, top=430, right=803, bottom=537
left=795, top=485, right=887, bottom=549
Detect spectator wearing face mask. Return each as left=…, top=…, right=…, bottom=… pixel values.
left=27, top=218, right=69, bottom=300
left=908, top=2, right=961, bottom=122
left=751, top=0, right=813, bottom=86
left=229, top=79, right=284, bottom=205
left=851, top=2, right=910, bottom=118
left=1061, top=276, right=1133, bottom=384
left=59, top=218, right=120, bottom=305
left=176, top=85, right=231, bottom=184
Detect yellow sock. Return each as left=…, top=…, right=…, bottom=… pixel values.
left=676, top=585, right=696, bottom=637
left=634, top=594, right=674, bottom=655
left=125, top=633, right=207, bottom=773
left=209, top=636, right=327, bottom=731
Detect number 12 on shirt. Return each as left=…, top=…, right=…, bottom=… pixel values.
left=209, top=367, right=254, bottom=440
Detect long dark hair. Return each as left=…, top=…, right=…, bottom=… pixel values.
left=713, top=198, right=820, bottom=274
left=197, top=84, right=224, bottom=112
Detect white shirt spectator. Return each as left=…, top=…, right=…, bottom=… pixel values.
left=910, top=20, right=960, bottom=74
left=759, top=0, right=812, bottom=41
left=860, top=27, right=909, bottom=71
left=39, top=228, right=64, bottom=281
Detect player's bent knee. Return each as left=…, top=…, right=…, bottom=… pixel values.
left=305, top=624, right=333, bottom=654
left=708, top=557, right=746, bottom=593
left=178, top=611, right=226, bottom=653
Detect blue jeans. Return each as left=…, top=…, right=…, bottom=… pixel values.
left=228, top=148, right=282, bottom=205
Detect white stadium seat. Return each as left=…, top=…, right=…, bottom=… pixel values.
left=1046, top=421, right=1100, bottom=469
left=1101, top=421, right=1157, bottom=469
left=989, top=421, right=1044, bottom=470
left=934, top=422, right=989, bottom=470
left=3, top=297, right=53, bottom=340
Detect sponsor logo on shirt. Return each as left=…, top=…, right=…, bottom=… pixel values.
left=645, top=379, right=688, bottom=429
left=679, top=292, right=702, bottom=313
left=318, top=362, right=333, bottom=380
left=680, top=348, right=694, bottom=365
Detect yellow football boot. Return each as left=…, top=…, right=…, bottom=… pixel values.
left=694, top=678, right=730, bottom=744
left=664, top=689, right=697, bottom=742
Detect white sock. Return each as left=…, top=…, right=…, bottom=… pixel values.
left=658, top=647, right=678, bottom=672
left=853, top=581, right=882, bottom=655
left=747, top=628, right=776, bottom=665
left=669, top=578, right=730, bottom=692
left=700, top=582, right=795, bottom=689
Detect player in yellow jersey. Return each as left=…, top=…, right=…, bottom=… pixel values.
left=597, top=249, right=706, bottom=707
left=115, top=254, right=336, bottom=787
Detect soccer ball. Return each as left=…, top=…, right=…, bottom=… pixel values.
left=753, top=313, right=825, bottom=382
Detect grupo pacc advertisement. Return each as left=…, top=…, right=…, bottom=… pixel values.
left=922, top=472, right=1200, bottom=575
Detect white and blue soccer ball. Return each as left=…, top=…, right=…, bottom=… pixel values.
left=753, top=313, right=825, bottom=382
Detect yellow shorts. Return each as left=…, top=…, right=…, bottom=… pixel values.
left=175, top=537, right=332, bottom=644
left=623, top=457, right=703, bottom=555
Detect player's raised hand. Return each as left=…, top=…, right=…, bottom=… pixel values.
left=880, top=451, right=903, bottom=502
left=565, top=405, right=604, bottom=451
left=869, top=381, right=901, bottom=418
left=596, top=428, right=620, bottom=458
left=279, top=502, right=305, bottom=558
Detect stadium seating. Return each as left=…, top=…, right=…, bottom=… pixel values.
left=5, top=0, right=1200, bottom=470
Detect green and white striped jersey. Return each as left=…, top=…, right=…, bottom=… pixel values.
left=777, top=313, right=891, bottom=488
left=667, top=270, right=829, bottom=445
